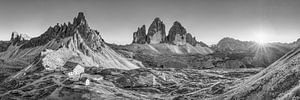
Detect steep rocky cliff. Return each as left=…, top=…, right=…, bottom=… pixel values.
left=132, top=25, right=147, bottom=44
left=147, top=17, right=166, bottom=44
left=167, top=21, right=187, bottom=45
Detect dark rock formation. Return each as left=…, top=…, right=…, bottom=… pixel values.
left=186, top=33, right=208, bottom=47
left=20, top=12, right=93, bottom=49
left=132, top=25, right=147, bottom=44
left=146, top=17, right=166, bottom=44
left=186, top=33, right=196, bottom=46
left=167, top=21, right=187, bottom=45
left=10, top=32, right=29, bottom=46
left=131, top=19, right=209, bottom=47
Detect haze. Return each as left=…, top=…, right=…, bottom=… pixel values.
left=0, top=0, right=300, bottom=45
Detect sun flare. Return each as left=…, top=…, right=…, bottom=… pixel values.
left=255, top=33, right=267, bottom=45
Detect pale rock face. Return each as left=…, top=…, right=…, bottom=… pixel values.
left=172, top=33, right=187, bottom=45
left=149, top=31, right=164, bottom=44
left=41, top=48, right=77, bottom=70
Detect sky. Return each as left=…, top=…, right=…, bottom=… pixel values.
left=0, top=0, right=300, bottom=45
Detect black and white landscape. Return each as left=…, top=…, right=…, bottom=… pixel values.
left=0, top=0, right=300, bottom=100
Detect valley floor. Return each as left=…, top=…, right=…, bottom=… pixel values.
left=0, top=66, right=262, bottom=100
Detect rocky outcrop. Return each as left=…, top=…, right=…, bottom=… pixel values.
left=132, top=25, right=147, bottom=44
left=186, top=33, right=208, bottom=47
left=131, top=19, right=209, bottom=47
left=167, top=21, right=187, bottom=45
left=186, top=33, right=196, bottom=46
left=146, top=18, right=166, bottom=44
left=10, top=32, right=30, bottom=45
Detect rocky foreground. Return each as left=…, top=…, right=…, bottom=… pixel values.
left=0, top=59, right=261, bottom=100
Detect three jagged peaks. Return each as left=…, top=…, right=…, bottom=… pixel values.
left=132, top=17, right=208, bottom=47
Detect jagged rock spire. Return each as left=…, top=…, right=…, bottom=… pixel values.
left=146, top=17, right=166, bottom=44
left=132, top=25, right=147, bottom=44
left=73, top=12, right=87, bottom=26
left=20, top=12, right=95, bottom=49
left=167, top=21, right=187, bottom=45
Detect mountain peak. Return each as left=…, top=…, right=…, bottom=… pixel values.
left=20, top=12, right=92, bottom=49
left=73, top=12, right=87, bottom=26
left=147, top=17, right=166, bottom=44
left=153, top=17, right=162, bottom=22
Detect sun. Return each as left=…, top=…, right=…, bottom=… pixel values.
left=255, top=33, right=267, bottom=45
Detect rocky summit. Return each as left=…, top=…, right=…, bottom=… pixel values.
left=167, top=21, right=187, bottom=45
left=132, top=18, right=167, bottom=44
left=147, top=17, right=167, bottom=44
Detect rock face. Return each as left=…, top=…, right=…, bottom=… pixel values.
left=146, top=18, right=166, bottom=44
left=132, top=25, right=147, bottom=44
left=167, top=21, right=187, bottom=45
left=186, top=33, right=196, bottom=46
